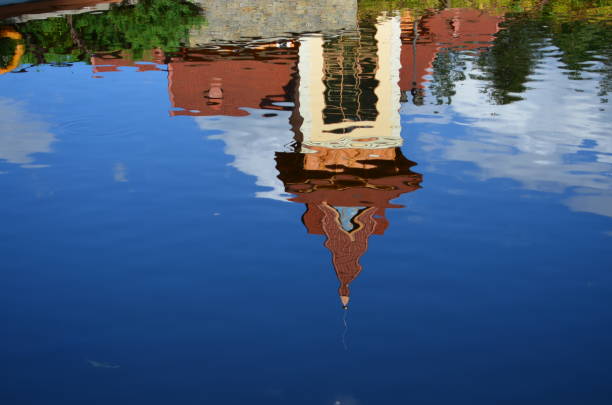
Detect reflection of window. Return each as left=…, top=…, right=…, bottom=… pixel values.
left=322, top=25, right=379, bottom=125
left=333, top=206, right=366, bottom=233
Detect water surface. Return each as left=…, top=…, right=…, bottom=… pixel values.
left=1, top=1, right=611, bottom=404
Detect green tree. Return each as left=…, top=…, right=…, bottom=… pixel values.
left=545, top=14, right=612, bottom=103
left=14, top=0, right=205, bottom=65
left=474, top=15, right=549, bottom=104
left=429, top=50, right=467, bottom=105
left=474, top=1, right=612, bottom=105
left=0, top=36, right=17, bottom=69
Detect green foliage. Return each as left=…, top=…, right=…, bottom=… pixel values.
left=429, top=51, right=467, bottom=105
left=18, top=17, right=74, bottom=63
left=548, top=17, right=612, bottom=102
left=544, top=0, right=612, bottom=20
left=74, top=0, right=204, bottom=56
left=16, top=0, right=205, bottom=64
left=475, top=16, right=549, bottom=104
left=358, top=0, right=439, bottom=13
left=472, top=4, right=612, bottom=105
left=357, top=0, right=542, bottom=15
left=0, top=37, right=17, bottom=69
left=548, top=19, right=611, bottom=72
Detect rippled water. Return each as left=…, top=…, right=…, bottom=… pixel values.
left=1, top=1, right=611, bottom=404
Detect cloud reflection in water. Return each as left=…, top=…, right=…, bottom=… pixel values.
left=406, top=56, right=612, bottom=217
left=0, top=97, right=55, bottom=169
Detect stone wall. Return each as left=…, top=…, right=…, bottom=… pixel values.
left=190, top=0, right=357, bottom=45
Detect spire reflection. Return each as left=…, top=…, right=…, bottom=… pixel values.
left=277, top=17, right=422, bottom=308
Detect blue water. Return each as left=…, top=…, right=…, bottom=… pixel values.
left=0, top=0, right=31, bottom=6
left=1, top=2, right=612, bottom=404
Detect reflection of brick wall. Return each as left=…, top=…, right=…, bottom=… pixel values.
left=90, top=45, right=298, bottom=116
left=167, top=47, right=298, bottom=116
left=399, top=8, right=502, bottom=91
left=190, top=0, right=357, bottom=45
left=90, top=50, right=164, bottom=74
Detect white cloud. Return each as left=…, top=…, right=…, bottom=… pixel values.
left=414, top=54, right=612, bottom=217
left=195, top=108, right=294, bottom=202
left=0, top=97, right=55, bottom=168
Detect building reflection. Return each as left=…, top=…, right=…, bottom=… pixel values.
left=87, top=7, right=504, bottom=306
left=276, top=18, right=422, bottom=308
left=14, top=1, right=506, bottom=304
left=167, top=42, right=299, bottom=117
left=91, top=43, right=300, bottom=116
left=89, top=13, right=430, bottom=307
left=399, top=8, right=502, bottom=103
left=86, top=6, right=503, bottom=111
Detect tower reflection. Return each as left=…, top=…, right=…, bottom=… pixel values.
left=277, top=17, right=422, bottom=308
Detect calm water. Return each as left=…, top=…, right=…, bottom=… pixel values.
left=1, top=0, right=611, bottom=404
